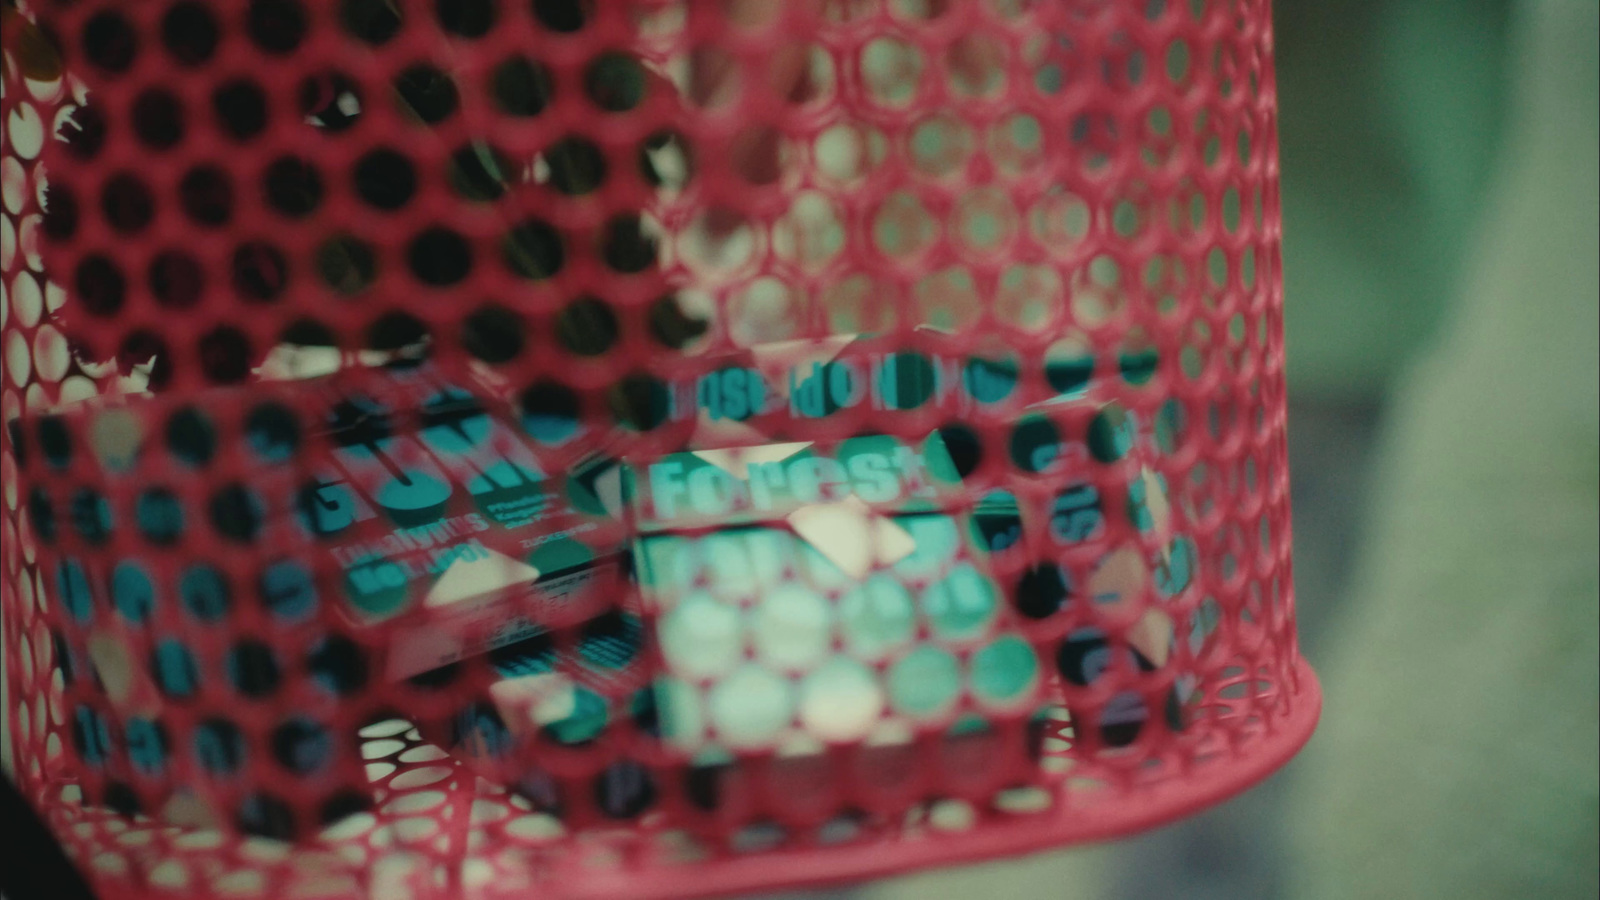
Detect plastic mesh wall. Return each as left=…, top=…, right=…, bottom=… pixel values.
left=1, top=1, right=1319, bottom=897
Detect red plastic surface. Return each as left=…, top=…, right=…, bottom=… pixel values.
left=1, top=1, right=1318, bottom=898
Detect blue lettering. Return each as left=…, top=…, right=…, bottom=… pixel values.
left=746, top=367, right=769, bottom=417
left=698, top=373, right=721, bottom=421
left=848, top=452, right=899, bottom=503
left=721, top=368, right=748, bottom=420
left=1050, top=485, right=1103, bottom=543
left=687, top=464, right=740, bottom=516
left=790, top=363, right=827, bottom=418
left=748, top=460, right=784, bottom=510
left=828, top=359, right=863, bottom=410
left=650, top=461, right=688, bottom=519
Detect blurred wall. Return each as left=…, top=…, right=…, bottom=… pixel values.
left=1285, top=0, right=1599, bottom=897
left=1277, top=0, right=1512, bottom=399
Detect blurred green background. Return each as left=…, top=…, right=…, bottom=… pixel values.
left=838, top=1, right=1600, bottom=898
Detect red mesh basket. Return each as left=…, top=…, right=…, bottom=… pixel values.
left=1, top=0, right=1319, bottom=897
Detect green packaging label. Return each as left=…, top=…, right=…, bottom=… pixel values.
left=634, top=517, right=1045, bottom=755
left=628, top=432, right=964, bottom=531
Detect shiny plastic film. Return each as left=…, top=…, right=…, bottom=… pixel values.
left=0, top=1, right=1319, bottom=897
